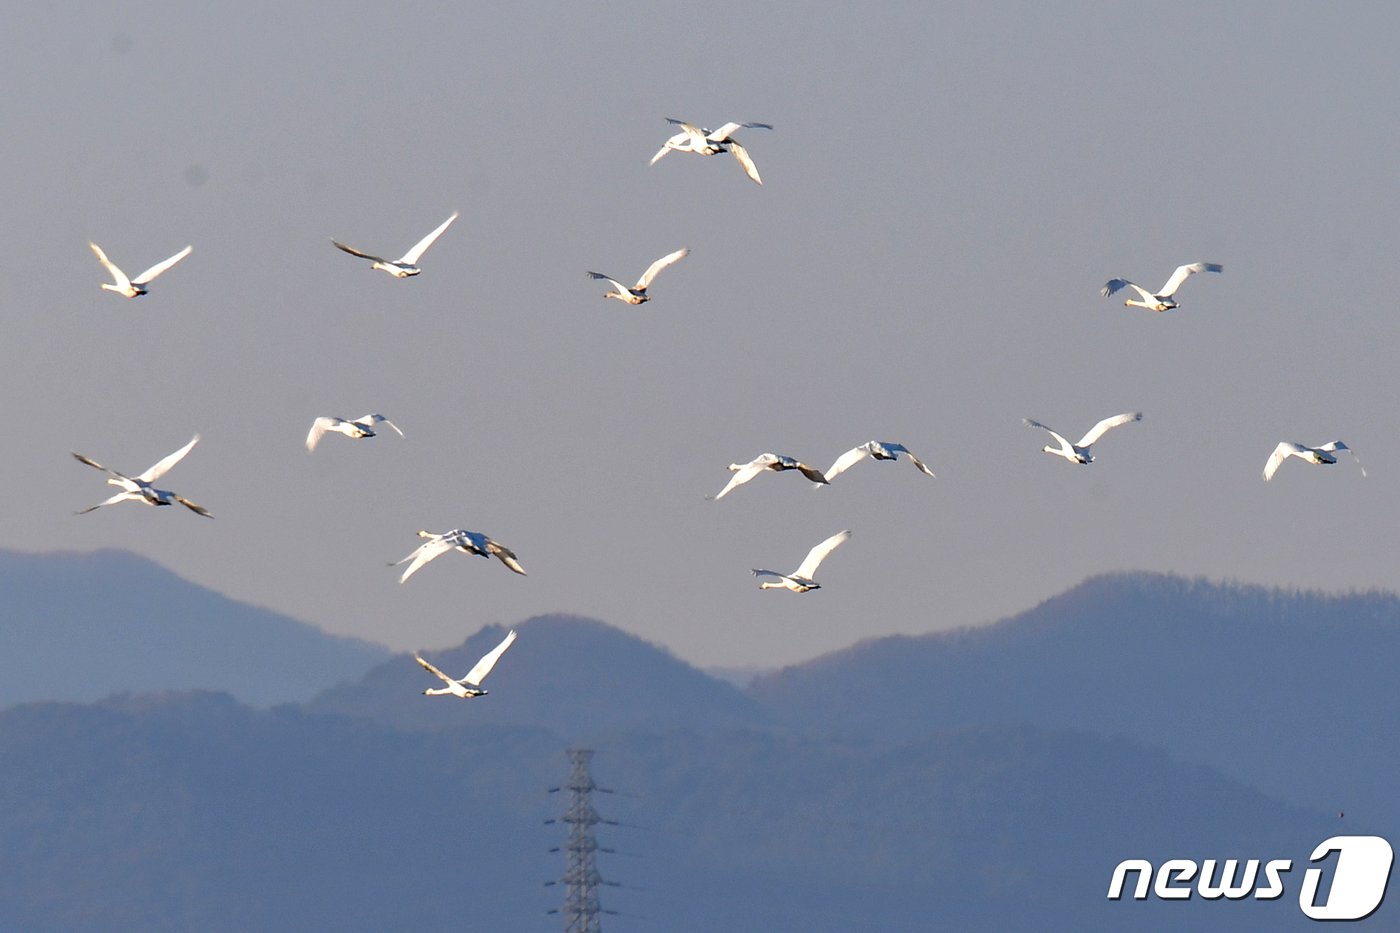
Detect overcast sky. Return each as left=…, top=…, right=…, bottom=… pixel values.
left=3, top=3, right=1398, bottom=668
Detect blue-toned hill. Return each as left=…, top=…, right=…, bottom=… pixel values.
left=0, top=549, right=387, bottom=707
left=749, top=572, right=1400, bottom=821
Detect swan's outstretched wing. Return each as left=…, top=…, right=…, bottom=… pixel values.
left=355, top=413, right=405, bottom=438
left=663, top=119, right=709, bottom=145
left=137, top=435, right=200, bottom=483
left=1076, top=412, right=1142, bottom=448
left=793, top=461, right=828, bottom=485
left=71, top=451, right=129, bottom=482
left=174, top=495, right=213, bottom=518
left=89, top=242, right=131, bottom=292
left=728, top=140, right=763, bottom=185
left=822, top=446, right=872, bottom=483
left=650, top=131, right=691, bottom=164
left=394, top=536, right=459, bottom=583
left=1023, top=419, right=1073, bottom=455
left=1100, top=278, right=1155, bottom=303
left=463, top=629, right=518, bottom=686
left=305, top=417, right=338, bottom=452
left=486, top=540, right=527, bottom=575
left=635, top=249, right=689, bottom=290
left=131, top=245, right=192, bottom=285
left=712, top=461, right=768, bottom=500
left=1320, top=441, right=1367, bottom=477
left=76, top=491, right=137, bottom=514
left=586, top=271, right=630, bottom=295
left=1157, top=262, right=1222, bottom=298
left=793, top=530, right=851, bottom=580
left=873, top=439, right=940, bottom=476
left=397, top=212, right=458, bottom=264
left=1262, top=442, right=1305, bottom=482
left=332, top=239, right=387, bottom=263
left=885, top=443, right=937, bottom=478
left=708, top=121, right=772, bottom=141
left=414, top=654, right=455, bottom=686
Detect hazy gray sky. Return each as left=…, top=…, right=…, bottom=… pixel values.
left=4, top=3, right=1398, bottom=667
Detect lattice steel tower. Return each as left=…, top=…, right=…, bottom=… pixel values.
left=548, top=748, right=618, bottom=933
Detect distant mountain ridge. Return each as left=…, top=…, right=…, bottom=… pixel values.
left=308, top=613, right=766, bottom=738
left=0, top=690, right=1343, bottom=933
left=0, top=548, right=388, bottom=708
left=747, top=571, right=1400, bottom=820
left=1, top=568, right=1395, bottom=930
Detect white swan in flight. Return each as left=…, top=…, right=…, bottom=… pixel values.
left=391, top=529, right=527, bottom=583
left=822, top=441, right=936, bottom=483
left=415, top=629, right=518, bottom=698
left=1024, top=412, right=1142, bottom=464
left=305, top=413, right=404, bottom=452
left=586, top=249, right=689, bottom=304
left=72, top=435, right=212, bottom=517
left=89, top=242, right=192, bottom=298
left=1262, top=441, right=1366, bottom=482
left=752, top=530, right=851, bottom=593
left=650, top=119, right=772, bottom=185
left=332, top=211, right=458, bottom=277
left=1101, top=262, right=1222, bottom=312
left=712, top=452, right=828, bottom=500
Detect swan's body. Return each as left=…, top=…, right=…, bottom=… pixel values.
left=305, top=413, right=404, bottom=452
left=650, top=119, right=772, bottom=185
left=392, top=529, right=527, bottom=583
left=72, top=435, right=211, bottom=517
left=1262, top=441, right=1366, bottom=482
left=332, top=212, right=458, bottom=277
left=586, top=249, right=689, bottom=304
left=1101, top=262, right=1222, bottom=312
left=752, top=530, right=851, bottom=593
left=822, top=441, right=936, bottom=484
left=415, top=629, right=518, bottom=698
left=1024, top=413, right=1142, bottom=464
left=89, top=242, right=192, bottom=298
left=712, top=452, right=828, bottom=500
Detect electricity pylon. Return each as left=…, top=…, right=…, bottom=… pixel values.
left=547, top=748, right=620, bottom=932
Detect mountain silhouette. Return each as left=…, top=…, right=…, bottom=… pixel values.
left=748, top=571, right=1400, bottom=822
left=0, top=549, right=387, bottom=707
left=0, top=691, right=1347, bottom=933
left=1, top=563, right=1394, bottom=931
left=308, top=614, right=766, bottom=738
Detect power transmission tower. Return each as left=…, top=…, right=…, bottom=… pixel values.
left=547, top=748, right=620, bottom=932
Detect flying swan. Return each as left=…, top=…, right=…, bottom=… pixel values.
left=415, top=629, right=518, bottom=698
left=1262, top=441, right=1366, bottom=482
left=89, top=242, right=192, bottom=298
left=1024, top=413, right=1142, bottom=464
left=391, top=529, right=527, bottom=583
left=752, top=530, right=851, bottom=593
left=305, top=413, right=404, bottom=452
left=712, top=452, right=828, bottom=500
left=332, top=211, right=458, bottom=277
left=650, top=119, right=773, bottom=185
left=1101, top=262, right=1222, bottom=312
left=586, top=249, right=689, bottom=304
left=72, top=434, right=212, bottom=516
left=822, top=441, right=936, bottom=484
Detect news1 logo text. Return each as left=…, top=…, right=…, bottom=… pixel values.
left=1108, top=835, right=1393, bottom=921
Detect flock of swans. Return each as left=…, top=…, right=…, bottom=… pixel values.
left=71, top=117, right=1366, bottom=700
